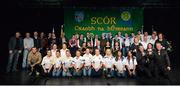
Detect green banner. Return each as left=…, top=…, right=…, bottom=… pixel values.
left=64, top=8, right=143, bottom=39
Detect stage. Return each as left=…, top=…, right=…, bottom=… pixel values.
left=0, top=68, right=180, bottom=85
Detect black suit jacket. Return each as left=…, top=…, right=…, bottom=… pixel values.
left=153, top=49, right=170, bottom=67
left=8, top=36, right=23, bottom=50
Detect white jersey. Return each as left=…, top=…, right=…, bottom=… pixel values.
left=72, top=56, right=84, bottom=68
left=82, top=53, right=93, bottom=67
left=114, top=57, right=127, bottom=71
left=53, top=57, right=62, bottom=68
left=103, top=56, right=115, bottom=68
left=41, top=56, right=54, bottom=69
left=125, top=57, right=137, bottom=69
left=92, top=55, right=103, bottom=69
left=63, top=57, right=73, bottom=68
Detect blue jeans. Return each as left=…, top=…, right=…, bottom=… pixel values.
left=6, top=50, right=20, bottom=72
left=52, top=69, right=62, bottom=77
left=103, top=68, right=115, bottom=78
left=62, top=68, right=73, bottom=77
left=83, top=67, right=92, bottom=77
left=73, top=69, right=82, bottom=77
left=22, top=49, right=30, bottom=69
left=123, top=46, right=129, bottom=56
left=115, top=70, right=126, bottom=78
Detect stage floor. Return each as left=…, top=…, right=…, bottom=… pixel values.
left=0, top=69, right=180, bottom=85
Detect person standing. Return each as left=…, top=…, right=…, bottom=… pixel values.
left=100, top=33, right=107, bottom=55
left=23, top=32, right=34, bottom=69
left=7, top=32, right=23, bottom=73
left=136, top=45, right=150, bottom=77
left=146, top=43, right=155, bottom=78
left=40, top=32, right=48, bottom=57
left=130, top=32, right=136, bottom=45
left=155, top=33, right=169, bottom=50
left=59, top=32, right=68, bottom=49
left=154, top=42, right=171, bottom=79
left=141, top=36, right=149, bottom=50
left=123, top=33, right=130, bottom=56
left=51, top=44, right=58, bottom=58
left=149, top=33, right=157, bottom=46
left=78, top=34, right=85, bottom=48
left=69, top=35, right=78, bottom=57
left=130, top=37, right=142, bottom=56
left=33, top=31, right=41, bottom=50
left=60, top=43, right=69, bottom=60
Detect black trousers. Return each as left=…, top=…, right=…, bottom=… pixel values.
left=136, top=65, right=153, bottom=78
left=70, top=46, right=78, bottom=57
left=154, top=66, right=170, bottom=79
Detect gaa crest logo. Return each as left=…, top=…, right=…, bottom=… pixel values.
left=75, top=11, right=84, bottom=23
left=121, top=11, right=131, bottom=21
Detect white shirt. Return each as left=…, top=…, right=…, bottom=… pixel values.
left=82, top=53, right=93, bottom=67
left=53, top=57, right=62, bottom=68
left=63, top=57, right=73, bottom=68
left=41, top=56, right=53, bottom=69
left=60, top=49, right=68, bottom=58
left=23, top=37, right=34, bottom=49
left=103, top=56, right=115, bottom=68
left=92, top=55, right=103, bottom=69
left=125, top=57, right=137, bottom=69
left=124, top=37, right=130, bottom=47
left=94, top=38, right=99, bottom=47
left=114, top=57, right=126, bottom=71
left=141, top=41, right=149, bottom=50
left=51, top=49, right=57, bottom=58
left=130, top=37, right=135, bottom=45
left=147, top=35, right=152, bottom=42
left=149, top=38, right=157, bottom=45
left=118, top=36, right=124, bottom=49
left=72, top=56, right=84, bottom=68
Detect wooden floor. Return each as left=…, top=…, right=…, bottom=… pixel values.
left=0, top=69, right=179, bottom=85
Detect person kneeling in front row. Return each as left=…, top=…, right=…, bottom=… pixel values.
left=126, top=51, right=138, bottom=78
left=28, top=47, right=42, bottom=77
left=41, top=50, right=53, bottom=77
left=52, top=51, right=62, bottom=78
left=91, top=49, right=103, bottom=77
left=82, top=48, right=93, bottom=77
left=72, top=50, right=84, bottom=77
left=103, top=49, right=115, bottom=78
left=62, top=50, right=73, bottom=77
left=114, top=51, right=127, bottom=78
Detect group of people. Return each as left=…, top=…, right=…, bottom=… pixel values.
left=7, top=30, right=171, bottom=79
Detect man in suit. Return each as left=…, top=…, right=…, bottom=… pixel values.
left=154, top=42, right=171, bottom=79
left=7, top=32, right=23, bottom=73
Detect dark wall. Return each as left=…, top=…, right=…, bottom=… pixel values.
left=1, top=7, right=180, bottom=72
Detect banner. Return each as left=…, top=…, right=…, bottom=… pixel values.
left=64, top=8, right=143, bottom=39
